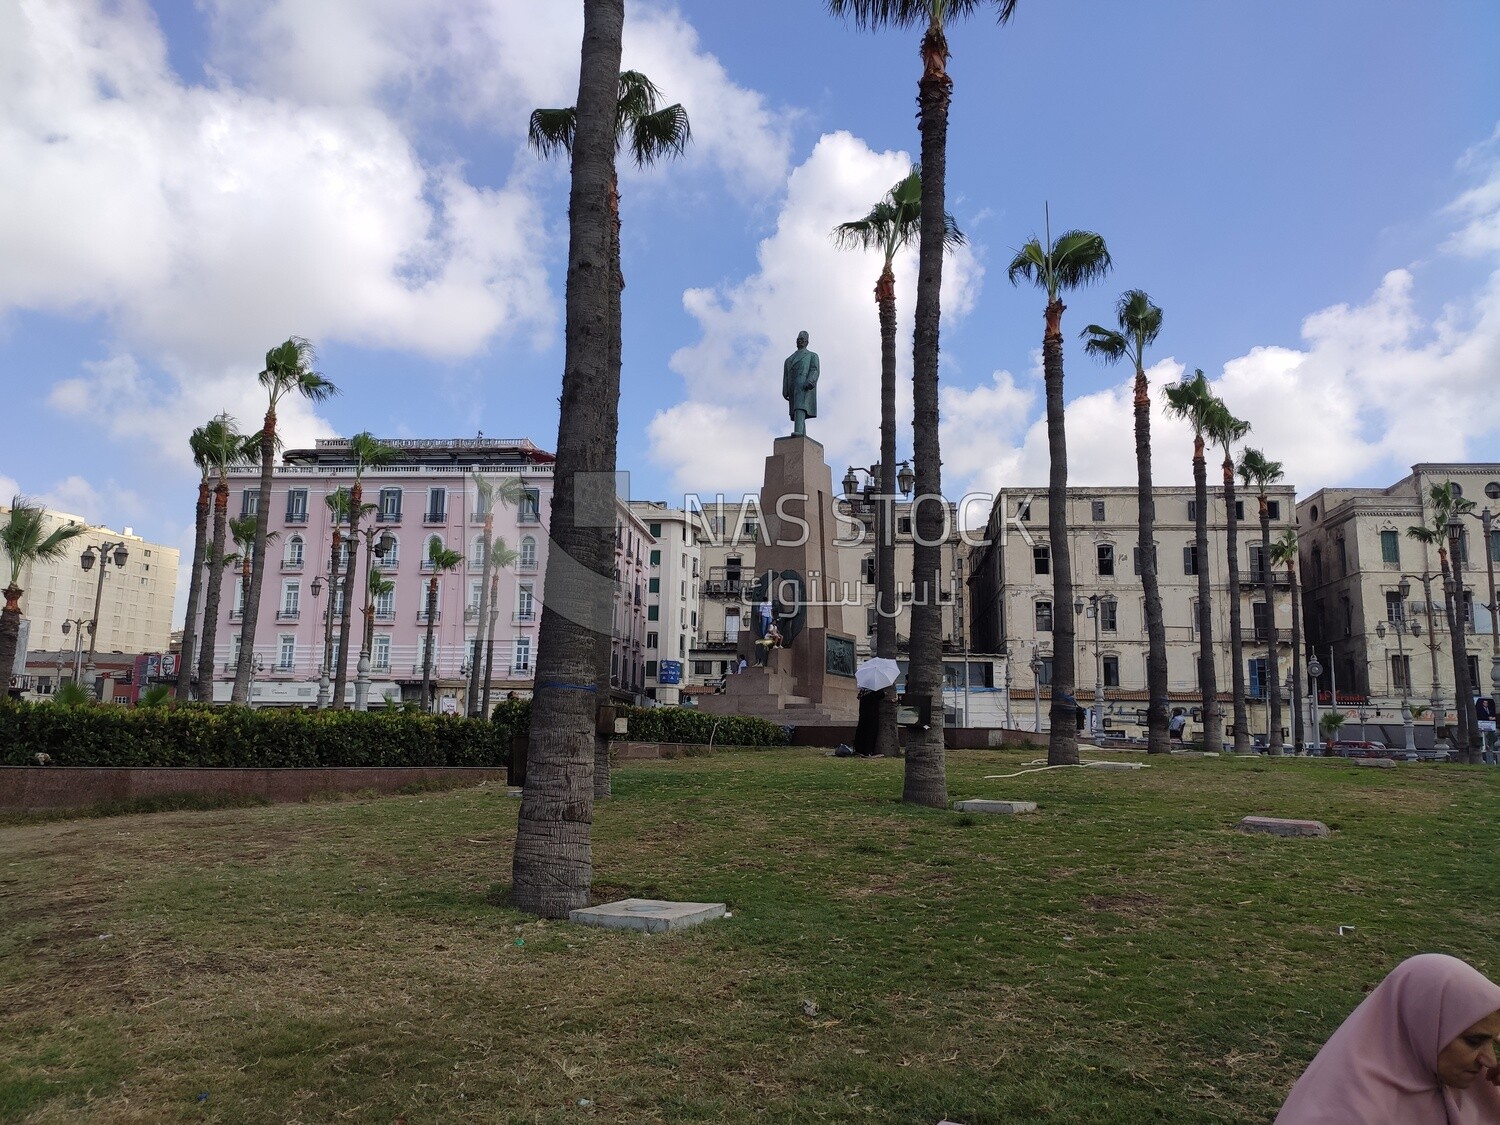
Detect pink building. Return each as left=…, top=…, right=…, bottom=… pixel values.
left=203, top=436, right=650, bottom=711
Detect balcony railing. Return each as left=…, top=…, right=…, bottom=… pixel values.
left=276, top=609, right=300, bottom=621
left=701, top=631, right=740, bottom=649
left=376, top=510, right=402, bottom=523
left=281, top=558, right=304, bottom=571
left=417, top=610, right=441, bottom=623
left=465, top=606, right=480, bottom=621
left=424, top=510, right=447, bottom=525
left=513, top=610, right=537, bottom=626
left=375, top=609, right=395, bottom=623
left=517, top=559, right=538, bottom=574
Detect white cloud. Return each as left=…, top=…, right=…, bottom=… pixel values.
left=649, top=131, right=984, bottom=497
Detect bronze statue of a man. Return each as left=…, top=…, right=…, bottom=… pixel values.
left=782, top=330, right=819, bottom=437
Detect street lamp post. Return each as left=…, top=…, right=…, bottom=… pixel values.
left=1447, top=516, right=1479, bottom=762
left=1029, top=647, right=1043, bottom=734
left=1375, top=613, right=1419, bottom=752
left=59, top=616, right=91, bottom=681
left=309, top=527, right=344, bottom=710
left=1307, top=654, right=1323, bottom=751
left=1399, top=570, right=1447, bottom=750
left=354, top=529, right=396, bottom=712
left=78, top=541, right=129, bottom=690
left=1075, top=593, right=1114, bottom=739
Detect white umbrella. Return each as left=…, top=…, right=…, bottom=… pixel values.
left=856, top=657, right=901, bottom=692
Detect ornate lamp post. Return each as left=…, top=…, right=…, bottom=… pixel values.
left=1375, top=610, right=1419, bottom=752
left=354, top=529, right=396, bottom=712
left=1307, top=653, right=1323, bottom=751
left=1399, top=570, right=1447, bottom=749
left=59, top=616, right=91, bottom=682
left=1029, top=647, right=1044, bottom=734
left=1075, top=593, right=1115, bottom=739
left=1447, top=516, right=1478, bottom=761
left=310, top=565, right=342, bottom=710
left=78, top=541, right=129, bottom=689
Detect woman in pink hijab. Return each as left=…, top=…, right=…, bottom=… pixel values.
left=1277, top=954, right=1500, bottom=1123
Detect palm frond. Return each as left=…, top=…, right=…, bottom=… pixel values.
left=1117, top=289, right=1163, bottom=351
left=1161, top=369, right=1216, bottom=434
left=1, top=497, right=86, bottom=586
left=1006, top=239, right=1047, bottom=288
left=1080, top=325, right=1128, bottom=363
left=826, top=0, right=1017, bottom=31
left=1051, top=230, right=1112, bottom=289
left=1270, top=528, right=1299, bottom=566
left=528, top=107, right=577, bottom=158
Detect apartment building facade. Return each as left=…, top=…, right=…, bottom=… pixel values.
left=630, top=502, right=701, bottom=705
left=1297, top=463, right=1499, bottom=741
left=968, top=483, right=1297, bottom=737
left=201, top=435, right=649, bottom=710
left=1, top=503, right=179, bottom=666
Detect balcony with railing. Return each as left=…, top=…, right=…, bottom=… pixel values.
left=701, top=631, right=740, bottom=650
left=375, top=608, right=395, bottom=623
left=281, top=557, right=304, bottom=572
left=417, top=610, right=441, bottom=624
left=513, top=610, right=537, bottom=626
left=276, top=608, right=301, bottom=622
left=702, top=566, right=748, bottom=599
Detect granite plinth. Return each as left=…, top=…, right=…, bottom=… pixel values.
left=1238, top=816, right=1330, bottom=837
left=1353, top=757, right=1396, bottom=769
left=568, top=898, right=727, bottom=934
left=953, top=799, right=1037, bottom=815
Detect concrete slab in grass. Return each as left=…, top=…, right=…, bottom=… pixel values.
left=1085, top=761, right=1146, bottom=771
left=1354, top=758, right=1396, bottom=769
left=953, top=799, right=1037, bottom=815
left=569, top=898, right=726, bottom=934
left=1238, top=815, right=1330, bottom=838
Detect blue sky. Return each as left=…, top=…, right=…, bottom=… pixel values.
left=2, top=1, right=1498, bottom=622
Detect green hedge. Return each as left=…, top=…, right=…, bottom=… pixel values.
left=491, top=699, right=789, bottom=748
left=0, top=701, right=507, bottom=769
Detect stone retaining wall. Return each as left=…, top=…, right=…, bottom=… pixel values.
left=0, top=766, right=508, bottom=812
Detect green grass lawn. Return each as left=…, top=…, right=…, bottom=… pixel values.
left=2, top=748, right=1497, bottom=1123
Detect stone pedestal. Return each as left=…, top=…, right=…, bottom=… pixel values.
left=699, top=435, right=858, bottom=724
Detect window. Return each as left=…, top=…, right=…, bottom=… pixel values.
left=519, top=536, right=537, bottom=569
left=1252, top=601, right=1270, bottom=641
left=1491, top=529, right=1500, bottom=564
left=231, top=633, right=242, bottom=668
left=377, top=487, right=403, bottom=522
left=649, top=549, right=661, bottom=566
left=1386, top=590, right=1404, bottom=623
left=692, top=660, right=714, bottom=676
left=278, top=634, right=296, bottom=671
left=240, top=488, right=259, bottom=518
left=1035, top=657, right=1053, bottom=686
left=514, top=637, right=532, bottom=671
left=426, top=487, right=447, bottom=523
left=517, top=584, right=535, bottom=621
left=1097, top=544, right=1115, bottom=577
left=285, top=488, right=309, bottom=523
left=1189, top=598, right=1201, bottom=636
left=646, top=631, right=658, bottom=649
left=379, top=536, right=399, bottom=566
left=1468, top=655, right=1480, bottom=686
left=1391, top=654, right=1410, bottom=693
left=232, top=577, right=246, bottom=616
left=368, top=633, right=389, bottom=671
left=1033, top=544, right=1050, bottom=575
left=1463, top=591, right=1474, bottom=629
left=645, top=660, right=658, bottom=678
left=285, top=535, right=304, bottom=568
left=337, top=538, right=353, bottom=570
left=375, top=586, right=394, bottom=619
left=1017, top=499, right=1032, bottom=521
left=1100, top=600, right=1118, bottom=632
left=1249, top=544, right=1268, bottom=583
left=1335, top=537, right=1347, bottom=576
left=648, top=577, right=661, bottom=593
left=422, top=535, right=444, bottom=569
left=1341, top=595, right=1352, bottom=637
left=1187, top=499, right=1199, bottom=521
left=743, top=520, right=759, bottom=540
left=1457, top=528, right=1470, bottom=565
left=1183, top=543, right=1199, bottom=576
left=647, top=605, right=659, bottom=621
left=470, top=535, right=485, bottom=569
left=649, top=522, right=662, bottom=537
left=1035, top=601, right=1054, bottom=632
left=1311, top=545, right=1323, bottom=584
left=416, top=635, right=432, bottom=670
left=1132, top=544, right=1156, bottom=576
left=1266, top=500, right=1281, bottom=520
left=468, top=579, right=482, bottom=611
left=280, top=580, right=300, bottom=618
left=1091, top=500, right=1106, bottom=522
left=1380, top=529, right=1400, bottom=566
left=519, top=490, right=541, bottom=524
left=1248, top=657, right=1268, bottom=698
left=1235, top=501, right=1245, bottom=521
left=897, top=516, right=913, bottom=536
left=1102, top=656, right=1120, bottom=688
left=861, top=556, right=876, bottom=584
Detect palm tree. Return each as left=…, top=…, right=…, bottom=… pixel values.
left=420, top=538, right=465, bottom=714
left=833, top=167, right=963, bottom=759
left=1, top=497, right=85, bottom=691
left=480, top=535, right=521, bottom=718
left=317, top=488, right=351, bottom=707
left=1162, top=371, right=1222, bottom=752
left=364, top=567, right=394, bottom=658
left=196, top=416, right=256, bottom=702
left=511, top=0, right=625, bottom=920
left=232, top=338, right=339, bottom=704
left=1407, top=482, right=1478, bottom=761
left=1270, top=528, right=1304, bottom=751
left=466, top=473, right=524, bottom=716
left=1082, top=290, right=1168, bottom=754
left=829, top=0, right=1018, bottom=806
left=1008, top=223, right=1112, bottom=766
left=332, top=432, right=398, bottom=709
left=1238, top=448, right=1285, bottom=755
left=1208, top=401, right=1252, bottom=752
left=175, top=417, right=230, bottom=700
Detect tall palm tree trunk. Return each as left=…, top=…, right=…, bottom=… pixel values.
left=1044, top=304, right=1078, bottom=766
left=175, top=478, right=211, bottom=700
left=232, top=411, right=276, bottom=703
left=0, top=588, right=23, bottom=693
left=468, top=527, right=493, bottom=716
left=1134, top=370, right=1169, bottom=753
left=198, top=482, right=230, bottom=701
left=1261, top=501, right=1283, bottom=755
left=902, top=18, right=952, bottom=808
left=595, top=192, right=626, bottom=803
left=1442, top=548, right=1476, bottom=762
left=421, top=576, right=439, bottom=712
left=1288, top=562, right=1303, bottom=750
left=1224, top=460, right=1249, bottom=753
left=512, top=0, right=623, bottom=918
left=332, top=483, right=362, bottom=709
left=481, top=570, right=500, bottom=716
left=1193, top=441, right=1221, bottom=751
left=875, top=264, right=900, bottom=759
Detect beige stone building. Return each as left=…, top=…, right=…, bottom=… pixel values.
left=1297, top=463, right=1500, bottom=747
left=630, top=502, right=701, bottom=705
left=968, top=483, right=1297, bottom=738
left=1, top=504, right=179, bottom=664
